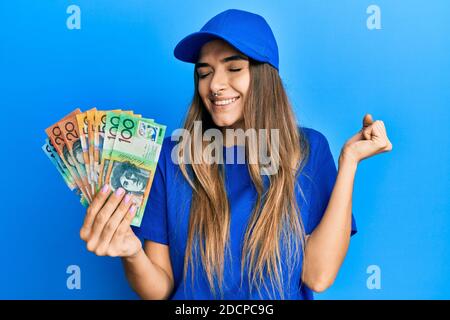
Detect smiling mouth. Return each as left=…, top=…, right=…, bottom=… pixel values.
left=211, top=96, right=240, bottom=107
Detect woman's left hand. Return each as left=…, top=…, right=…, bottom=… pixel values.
left=341, top=114, right=393, bottom=165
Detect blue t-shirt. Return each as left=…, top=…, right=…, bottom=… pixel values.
left=131, top=127, right=357, bottom=300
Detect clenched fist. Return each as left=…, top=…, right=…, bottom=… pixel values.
left=341, top=114, right=393, bottom=165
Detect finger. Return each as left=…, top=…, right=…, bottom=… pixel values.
left=362, top=124, right=372, bottom=140
left=363, top=113, right=373, bottom=128
left=95, top=193, right=134, bottom=255
left=116, top=204, right=138, bottom=237
left=378, top=120, right=389, bottom=141
left=377, top=120, right=393, bottom=151
left=107, top=205, right=137, bottom=256
left=371, top=121, right=392, bottom=152
left=86, top=187, right=126, bottom=252
left=366, top=122, right=383, bottom=141
left=80, top=184, right=112, bottom=241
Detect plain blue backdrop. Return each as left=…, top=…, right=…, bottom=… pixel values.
left=0, top=0, right=449, bottom=299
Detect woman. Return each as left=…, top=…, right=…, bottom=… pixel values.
left=79, top=9, right=392, bottom=299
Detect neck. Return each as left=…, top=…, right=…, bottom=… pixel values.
left=221, top=119, right=245, bottom=147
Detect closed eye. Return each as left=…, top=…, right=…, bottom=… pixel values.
left=198, top=68, right=242, bottom=79
left=199, top=72, right=211, bottom=79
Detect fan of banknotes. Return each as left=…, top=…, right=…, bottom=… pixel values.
left=42, top=108, right=166, bottom=227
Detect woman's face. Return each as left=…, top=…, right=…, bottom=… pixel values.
left=196, top=39, right=250, bottom=129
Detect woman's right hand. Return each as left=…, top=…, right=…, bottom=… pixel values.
left=79, top=184, right=142, bottom=258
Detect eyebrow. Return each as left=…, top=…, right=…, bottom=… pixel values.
left=195, top=55, right=249, bottom=69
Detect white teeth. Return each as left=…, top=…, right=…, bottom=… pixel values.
left=213, top=97, right=238, bottom=106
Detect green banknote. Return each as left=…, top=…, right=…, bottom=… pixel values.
left=98, top=110, right=122, bottom=187
left=105, top=113, right=166, bottom=227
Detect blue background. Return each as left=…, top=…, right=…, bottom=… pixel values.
left=1, top=0, right=449, bottom=299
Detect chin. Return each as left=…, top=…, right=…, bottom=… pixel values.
left=212, top=117, right=241, bottom=129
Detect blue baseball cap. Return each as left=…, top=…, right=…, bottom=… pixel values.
left=174, top=9, right=279, bottom=71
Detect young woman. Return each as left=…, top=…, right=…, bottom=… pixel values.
left=79, top=9, right=392, bottom=300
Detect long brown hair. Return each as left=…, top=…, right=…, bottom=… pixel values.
left=177, top=60, right=310, bottom=299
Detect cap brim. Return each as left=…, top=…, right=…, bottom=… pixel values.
left=174, top=31, right=231, bottom=63
left=174, top=30, right=268, bottom=66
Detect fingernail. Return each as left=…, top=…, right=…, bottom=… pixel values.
left=129, top=205, right=137, bottom=215
left=101, top=184, right=109, bottom=194
left=124, top=194, right=131, bottom=204
left=115, top=188, right=125, bottom=196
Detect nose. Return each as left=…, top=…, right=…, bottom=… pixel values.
left=209, top=68, right=227, bottom=95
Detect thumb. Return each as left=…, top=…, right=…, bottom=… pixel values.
left=361, top=114, right=374, bottom=140
left=363, top=114, right=373, bottom=128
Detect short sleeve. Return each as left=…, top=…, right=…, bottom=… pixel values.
left=131, top=141, right=169, bottom=245
left=306, top=132, right=357, bottom=237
